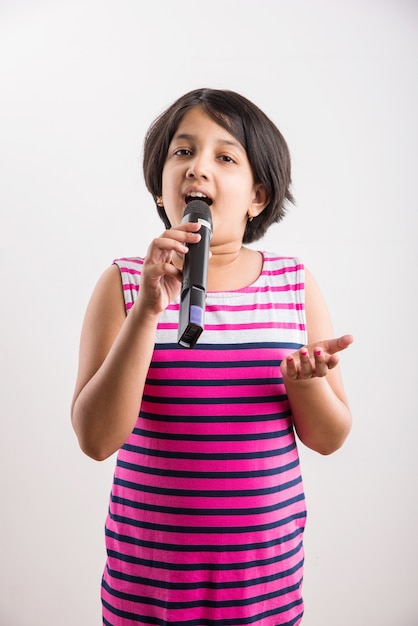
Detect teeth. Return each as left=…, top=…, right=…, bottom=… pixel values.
left=185, top=191, right=213, bottom=206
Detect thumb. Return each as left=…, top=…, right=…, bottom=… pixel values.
left=321, top=334, right=354, bottom=355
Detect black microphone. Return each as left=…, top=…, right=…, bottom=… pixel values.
left=178, top=199, right=213, bottom=348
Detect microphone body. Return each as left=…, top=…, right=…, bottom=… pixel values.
left=178, top=200, right=213, bottom=348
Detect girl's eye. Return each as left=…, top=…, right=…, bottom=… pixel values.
left=174, top=148, right=192, bottom=156
left=219, top=155, right=235, bottom=163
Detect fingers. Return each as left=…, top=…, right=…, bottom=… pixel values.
left=311, top=347, right=329, bottom=377
left=283, top=348, right=334, bottom=381
left=282, top=335, right=353, bottom=381
left=159, top=222, right=202, bottom=252
left=299, top=348, right=314, bottom=378
left=145, top=223, right=202, bottom=264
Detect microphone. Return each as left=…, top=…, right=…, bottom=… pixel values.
left=178, top=199, right=213, bottom=348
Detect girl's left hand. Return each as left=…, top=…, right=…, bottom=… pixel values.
left=280, top=334, right=353, bottom=381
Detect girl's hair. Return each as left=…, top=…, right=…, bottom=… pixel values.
left=143, top=88, right=295, bottom=243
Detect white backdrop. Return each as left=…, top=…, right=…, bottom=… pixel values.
left=1, top=1, right=417, bottom=624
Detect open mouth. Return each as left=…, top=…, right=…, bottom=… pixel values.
left=185, top=193, right=213, bottom=207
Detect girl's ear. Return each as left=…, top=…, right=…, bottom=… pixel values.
left=249, top=183, right=269, bottom=218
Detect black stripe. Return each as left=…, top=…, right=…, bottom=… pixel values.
left=132, top=427, right=295, bottom=443
left=105, top=553, right=303, bottom=590
left=116, top=453, right=298, bottom=479
left=111, top=477, right=302, bottom=515
left=142, top=394, right=283, bottom=405
left=102, top=597, right=304, bottom=625
left=102, top=576, right=303, bottom=610
left=139, top=408, right=291, bottom=423
left=108, top=493, right=305, bottom=535
left=145, top=377, right=283, bottom=387
left=149, top=360, right=282, bottom=369
left=122, top=435, right=293, bottom=460
left=105, top=532, right=304, bottom=572
left=153, top=341, right=303, bottom=351
left=105, top=520, right=306, bottom=556
left=114, top=458, right=301, bottom=497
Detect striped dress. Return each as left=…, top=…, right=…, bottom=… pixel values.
left=102, top=252, right=308, bottom=626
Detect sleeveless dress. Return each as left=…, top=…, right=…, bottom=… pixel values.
left=101, top=252, right=308, bottom=626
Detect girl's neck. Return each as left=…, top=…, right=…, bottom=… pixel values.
left=207, top=246, right=263, bottom=292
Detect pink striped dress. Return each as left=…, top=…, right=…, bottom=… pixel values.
left=102, top=252, right=308, bottom=626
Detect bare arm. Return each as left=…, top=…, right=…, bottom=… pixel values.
left=280, top=268, right=353, bottom=455
left=71, top=222, right=201, bottom=461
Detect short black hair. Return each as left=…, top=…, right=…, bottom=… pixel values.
left=143, top=88, right=295, bottom=243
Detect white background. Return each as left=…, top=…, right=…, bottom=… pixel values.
left=1, top=1, right=417, bottom=624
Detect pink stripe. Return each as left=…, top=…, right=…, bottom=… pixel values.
left=106, top=510, right=304, bottom=552
left=157, top=321, right=306, bottom=331
left=104, top=562, right=302, bottom=603
left=152, top=346, right=292, bottom=361
left=114, top=465, right=300, bottom=495
left=147, top=365, right=283, bottom=379
left=101, top=580, right=303, bottom=624
left=139, top=401, right=288, bottom=418
left=106, top=530, right=303, bottom=566
left=207, top=302, right=304, bottom=311
left=145, top=384, right=283, bottom=399
left=134, top=412, right=291, bottom=434
left=147, top=360, right=282, bottom=376
left=105, top=546, right=301, bottom=586
left=127, top=436, right=295, bottom=458
left=166, top=301, right=304, bottom=315
left=122, top=283, right=139, bottom=291
left=207, top=321, right=305, bottom=330
left=118, top=444, right=298, bottom=473
left=166, top=302, right=304, bottom=312
left=262, top=262, right=302, bottom=270
left=111, top=497, right=304, bottom=530
left=208, top=282, right=304, bottom=294
left=115, top=259, right=144, bottom=268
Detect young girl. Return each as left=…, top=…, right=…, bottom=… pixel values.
left=71, top=88, right=353, bottom=625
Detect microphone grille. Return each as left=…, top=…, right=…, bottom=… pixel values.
left=183, top=200, right=212, bottom=226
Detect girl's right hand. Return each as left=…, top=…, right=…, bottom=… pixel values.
left=138, top=222, right=202, bottom=315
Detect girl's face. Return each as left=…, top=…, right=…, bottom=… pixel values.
left=161, top=107, right=267, bottom=249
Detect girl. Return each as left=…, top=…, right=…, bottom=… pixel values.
left=71, top=88, right=353, bottom=625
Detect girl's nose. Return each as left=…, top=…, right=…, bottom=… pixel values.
left=186, top=154, right=209, bottom=180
